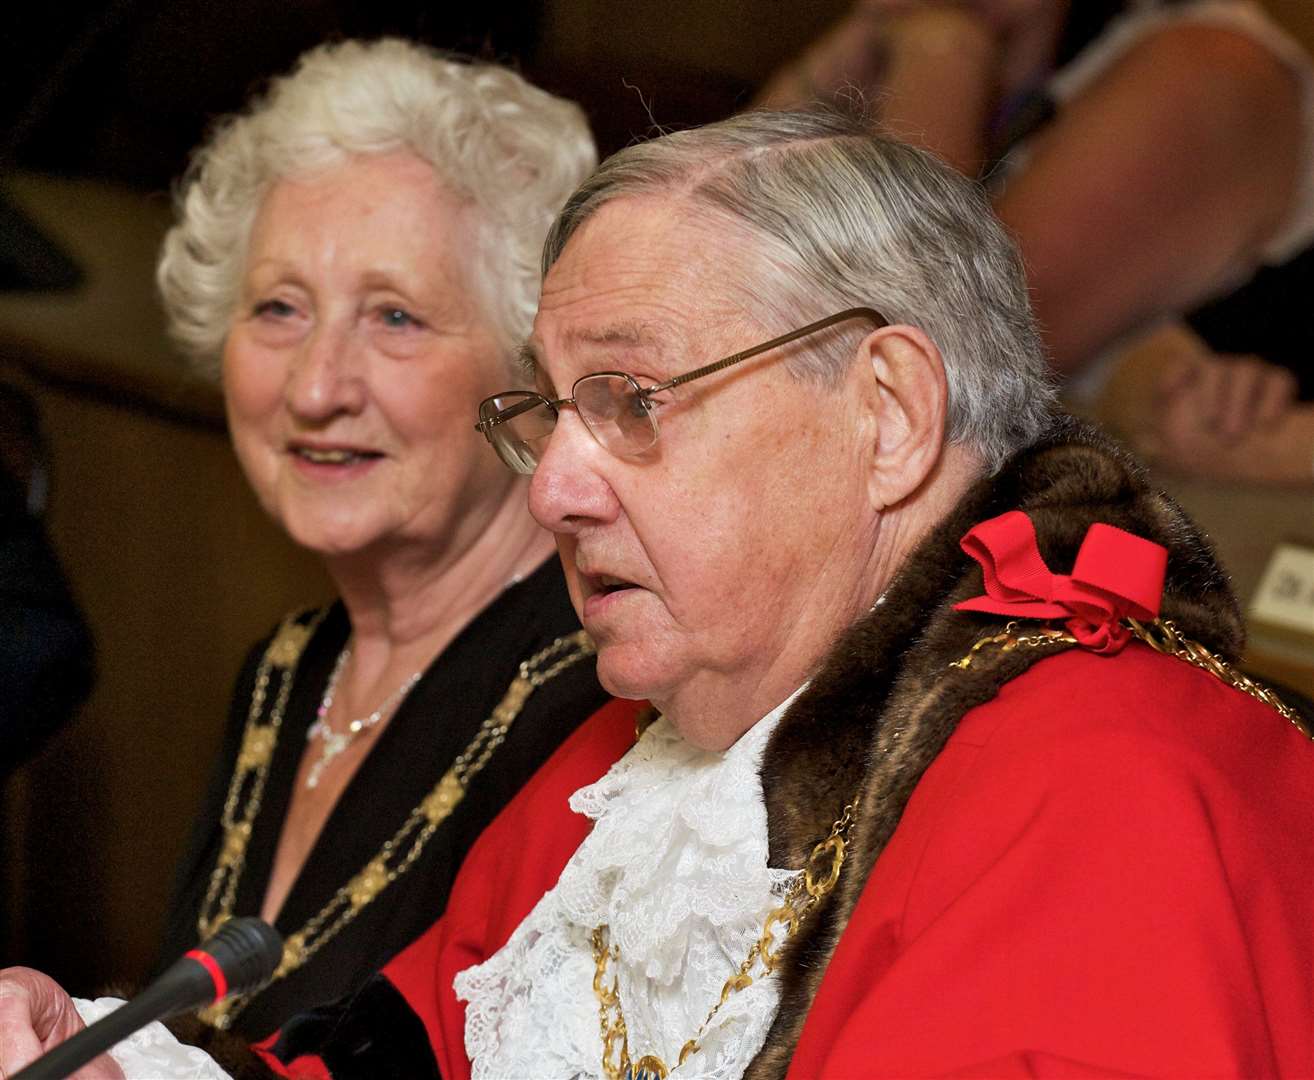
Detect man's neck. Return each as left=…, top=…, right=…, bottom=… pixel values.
left=656, top=443, right=984, bottom=751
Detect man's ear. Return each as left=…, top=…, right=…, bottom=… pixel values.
left=854, top=324, right=948, bottom=510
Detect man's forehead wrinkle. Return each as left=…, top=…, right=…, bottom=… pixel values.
left=537, top=195, right=754, bottom=378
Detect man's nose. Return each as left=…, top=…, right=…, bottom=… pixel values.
left=284, top=322, right=368, bottom=421
left=528, top=411, right=621, bottom=534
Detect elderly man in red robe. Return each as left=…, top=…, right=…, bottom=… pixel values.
left=431, top=108, right=1314, bottom=1080
left=4, top=110, right=1313, bottom=1080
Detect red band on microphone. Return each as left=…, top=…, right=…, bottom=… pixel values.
left=184, top=948, right=229, bottom=1003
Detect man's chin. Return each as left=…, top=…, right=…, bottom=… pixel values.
left=593, top=641, right=669, bottom=705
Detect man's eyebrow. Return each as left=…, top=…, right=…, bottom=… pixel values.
left=517, top=322, right=672, bottom=388
left=564, top=322, right=663, bottom=351
left=516, top=343, right=539, bottom=380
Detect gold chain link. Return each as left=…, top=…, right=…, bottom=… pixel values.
left=196, top=622, right=595, bottom=1028
left=1125, top=617, right=1311, bottom=739
left=950, top=617, right=1311, bottom=740
left=591, top=797, right=860, bottom=1080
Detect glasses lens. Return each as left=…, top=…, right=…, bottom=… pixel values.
left=574, top=374, right=659, bottom=457
left=480, top=392, right=556, bottom=474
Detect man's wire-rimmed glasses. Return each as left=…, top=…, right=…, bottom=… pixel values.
left=474, top=306, right=888, bottom=474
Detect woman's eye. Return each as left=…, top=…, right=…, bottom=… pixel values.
left=253, top=298, right=296, bottom=319
left=379, top=307, right=422, bottom=330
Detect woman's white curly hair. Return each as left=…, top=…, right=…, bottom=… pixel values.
left=157, top=37, right=596, bottom=376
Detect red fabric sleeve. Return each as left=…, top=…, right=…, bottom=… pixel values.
left=249, top=1032, right=328, bottom=1078
left=258, top=1051, right=330, bottom=1079
left=790, top=647, right=1314, bottom=1077
left=383, top=697, right=643, bottom=1080
left=249, top=1043, right=293, bottom=1077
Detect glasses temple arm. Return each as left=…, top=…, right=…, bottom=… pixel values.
left=475, top=392, right=564, bottom=432
left=643, top=307, right=887, bottom=394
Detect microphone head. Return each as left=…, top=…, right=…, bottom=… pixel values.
left=197, top=917, right=284, bottom=998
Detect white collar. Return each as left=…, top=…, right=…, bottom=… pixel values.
left=456, top=692, right=803, bottom=1079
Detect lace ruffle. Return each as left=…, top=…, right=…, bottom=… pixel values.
left=456, top=698, right=802, bottom=1079
left=73, top=997, right=233, bottom=1079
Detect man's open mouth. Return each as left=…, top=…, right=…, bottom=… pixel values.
left=595, top=575, right=638, bottom=595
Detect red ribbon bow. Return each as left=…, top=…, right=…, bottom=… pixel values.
left=953, top=510, right=1167, bottom=655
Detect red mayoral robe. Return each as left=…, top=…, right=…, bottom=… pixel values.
left=350, top=643, right=1314, bottom=1078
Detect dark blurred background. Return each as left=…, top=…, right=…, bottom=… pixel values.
left=1, top=0, right=1312, bottom=997
left=0, top=0, right=825, bottom=190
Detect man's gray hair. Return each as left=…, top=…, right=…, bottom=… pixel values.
left=158, top=38, right=596, bottom=375
left=543, top=110, right=1055, bottom=471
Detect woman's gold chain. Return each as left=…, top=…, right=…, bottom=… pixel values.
left=591, top=797, right=860, bottom=1080
left=196, top=612, right=594, bottom=1028
left=949, top=616, right=1311, bottom=740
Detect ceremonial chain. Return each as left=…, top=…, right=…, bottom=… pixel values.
left=196, top=612, right=595, bottom=1028
left=591, top=798, right=860, bottom=1080
left=950, top=616, right=1312, bottom=740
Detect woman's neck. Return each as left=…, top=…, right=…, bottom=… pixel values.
left=325, top=481, right=555, bottom=683
left=259, top=484, right=554, bottom=925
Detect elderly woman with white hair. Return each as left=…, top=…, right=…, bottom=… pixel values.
left=147, top=36, right=619, bottom=1041
left=0, top=35, right=631, bottom=1080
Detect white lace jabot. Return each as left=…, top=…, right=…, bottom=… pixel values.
left=71, top=997, right=232, bottom=1078
left=456, top=693, right=803, bottom=1080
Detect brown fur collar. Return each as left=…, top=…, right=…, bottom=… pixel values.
left=745, top=418, right=1242, bottom=1079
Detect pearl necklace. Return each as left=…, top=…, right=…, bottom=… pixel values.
left=304, top=644, right=423, bottom=789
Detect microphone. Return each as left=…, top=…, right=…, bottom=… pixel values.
left=11, top=918, right=283, bottom=1080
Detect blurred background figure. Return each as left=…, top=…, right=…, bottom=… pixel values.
left=0, top=381, right=93, bottom=770
left=147, top=38, right=605, bottom=1039
left=1096, top=244, right=1314, bottom=486
left=759, top=0, right=1314, bottom=485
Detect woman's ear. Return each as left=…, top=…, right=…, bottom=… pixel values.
left=854, top=324, right=948, bottom=510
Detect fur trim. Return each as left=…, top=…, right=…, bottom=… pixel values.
left=745, top=421, right=1242, bottom=1079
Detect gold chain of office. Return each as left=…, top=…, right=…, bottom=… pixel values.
left=591, top=797, right=860, bottom=1080
left=949, top=615, right=1312, bottom=741
left=195, top=610, right=595, bottom=1029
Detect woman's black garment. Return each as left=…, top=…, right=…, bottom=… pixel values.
left=157, top=558, right=607, bottom=1040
